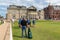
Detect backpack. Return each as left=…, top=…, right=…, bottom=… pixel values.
left=28, top=28, right=32, bottom=39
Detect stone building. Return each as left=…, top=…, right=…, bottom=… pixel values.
left=6, top=5, right=27, bottom=21
left=27, top=6, right=39, bottom=19
left=6, top=5, right=39, bottom=21
left=44, top=5, right=60, bottom=20
left=38, top=10, right=44, bottom=20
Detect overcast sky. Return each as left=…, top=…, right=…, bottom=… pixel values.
left=0, top=0, right=60, bottom=18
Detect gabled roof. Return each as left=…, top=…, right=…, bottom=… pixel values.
left=28, top=6, right=37, bottom=9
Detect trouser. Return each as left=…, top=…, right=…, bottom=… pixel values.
left=22, top=26, right=27, bottom=37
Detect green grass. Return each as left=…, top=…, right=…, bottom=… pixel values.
left=0, top=21, right=4, bottom=25
left=0, top=22, right=1, bottom=25
left=12, top=20, right=60, bottom=40
left=0, top=23, right=1, bottom=25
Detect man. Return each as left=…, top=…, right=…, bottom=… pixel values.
left=18, top=18, right=22, bottom=27
left=20, top=18, right=27, bottom=38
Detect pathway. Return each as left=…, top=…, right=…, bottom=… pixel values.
left=0, top=21, right=13, bottom=40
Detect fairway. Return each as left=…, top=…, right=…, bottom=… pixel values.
left=12, top=20, right=60, bottom=40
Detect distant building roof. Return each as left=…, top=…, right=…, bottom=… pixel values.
left=28, top=6, right=37, bottom=10
left=53, top=5, right=60, bottom=10
left=44, top=5, right=60, bottom=10
left=16, top=6, right=27, bottom=9
left=8, top=5, right=27, bottom=9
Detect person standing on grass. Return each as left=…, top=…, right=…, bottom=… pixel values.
left=32, top=18, right=36, bottom=27
left=20, top=18, right=27, bottom=38
left=27, top=18, right=31, bottom=28
left=18, top=18, right=22, bottom=28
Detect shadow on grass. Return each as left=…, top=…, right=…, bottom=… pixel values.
left=13, top=35, right=22, bottom=38
left=13, top=35, right=29, bottom=39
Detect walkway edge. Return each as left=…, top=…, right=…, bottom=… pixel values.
left=10, top=23, right=13, bottom=40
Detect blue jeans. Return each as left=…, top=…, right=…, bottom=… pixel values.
left=22, top=26, right=27, bottom=37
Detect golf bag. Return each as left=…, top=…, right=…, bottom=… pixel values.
left=28, top=28, right=32, bottom=39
